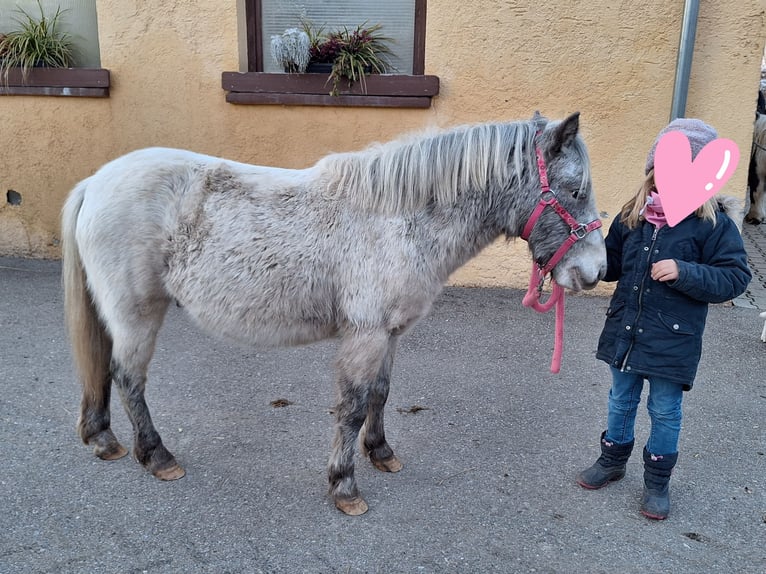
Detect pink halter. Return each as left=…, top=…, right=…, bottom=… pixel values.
left=520, top=140, right=602, bottom=373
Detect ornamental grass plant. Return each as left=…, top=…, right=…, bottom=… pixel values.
left=301, top=19, right=393, bottom=96
left=0, top=0, right=75, bottom=83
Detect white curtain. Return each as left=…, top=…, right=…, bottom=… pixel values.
left=261, top=0, right=415, bottom=74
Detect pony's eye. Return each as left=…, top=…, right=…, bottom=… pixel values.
left=572, top=190, right=580, bottom=199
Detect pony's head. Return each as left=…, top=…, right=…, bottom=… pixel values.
left=519, top=112, right=606, bottom=291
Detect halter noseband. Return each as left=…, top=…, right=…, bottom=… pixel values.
left=520, top=134, right=602, bottom=373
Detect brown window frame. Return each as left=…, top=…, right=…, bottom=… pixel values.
left=222, top=0, right=438, bottom=108
left=0, top=68, right=110, bottom=97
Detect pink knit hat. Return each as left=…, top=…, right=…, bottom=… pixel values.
left=645, top=118, right=718, bottom=174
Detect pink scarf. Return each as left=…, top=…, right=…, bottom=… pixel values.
left=642, top=191, right=667, bottom=228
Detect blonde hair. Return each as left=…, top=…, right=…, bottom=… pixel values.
left=619, top=169, right=717, bottom=229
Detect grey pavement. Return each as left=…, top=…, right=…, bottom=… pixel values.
left=1, top=256, right=764, bottom=574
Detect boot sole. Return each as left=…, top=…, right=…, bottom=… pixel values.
left=576, top=474, right=625, bottom=490
left=640, top=509, right=668, bottom=520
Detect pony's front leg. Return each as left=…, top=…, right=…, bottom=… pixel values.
left=328, top=330, right=391, bottom=515
left=360, top=336, right=403, bottom=473
left=111, top=360, right=184, bottom=480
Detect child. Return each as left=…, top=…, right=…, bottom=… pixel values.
left=576, top=118, right=752, bottom=520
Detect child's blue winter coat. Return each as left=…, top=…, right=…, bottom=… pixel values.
left=596, top=209, right=751, bottom=389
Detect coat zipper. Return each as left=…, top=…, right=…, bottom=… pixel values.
left=620, top=226, right=660, bottom=371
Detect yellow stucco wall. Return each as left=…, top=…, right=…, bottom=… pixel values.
left=1, top=0, right=764, bottom=294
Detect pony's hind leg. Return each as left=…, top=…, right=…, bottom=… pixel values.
left=360, top=336, right=403, bottom=473
left=329, top=330, right=392, bottom=515
left=77, top=339, right=128, bottom=461
left=111, top=358, right=184, bottom=480
left=79, top=386, right=128, bottom=461
left=109, top=301, right=184, bottom=481
left=67, top=250, right=127, bottom=461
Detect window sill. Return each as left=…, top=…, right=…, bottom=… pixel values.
left=0, top=68, right=110, bottom=97
left=221, top=72, right=439, bottom=108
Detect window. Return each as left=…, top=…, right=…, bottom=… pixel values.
left=0, top=0, right=108, bottom=97
left=222, top=0, right=438, bottom=108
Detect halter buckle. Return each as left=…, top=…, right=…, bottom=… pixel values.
left=571, top=224, right=589, bottom=240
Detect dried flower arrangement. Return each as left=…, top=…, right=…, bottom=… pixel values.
left=270, top=27, right=311, bottom=73
left=269, top=19, right=393, bottom=96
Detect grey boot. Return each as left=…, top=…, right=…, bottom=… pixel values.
left=576, top=431, right=634, bottom=489
left=640, top=447, right=678, bottom=520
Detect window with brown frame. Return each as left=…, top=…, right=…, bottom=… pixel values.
left=222, top=0, right=439, bottom=108
left=0, top=0, right=108, bottom=98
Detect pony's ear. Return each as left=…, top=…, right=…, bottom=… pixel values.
left=550, top=112, right=580, bottom=154
left=531, top=110, right=547, bottom=131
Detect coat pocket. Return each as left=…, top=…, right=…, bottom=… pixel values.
left=656, top=311, right=695, bottom=335
left=649, top=310, right=701, bottom=381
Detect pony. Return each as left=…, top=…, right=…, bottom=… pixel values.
left=746, top=112, right=766, bottom=225
left=62, top=112, right=607, bottom=515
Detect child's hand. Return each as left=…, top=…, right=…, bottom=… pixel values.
left=651, top=259, right=679, bottom=282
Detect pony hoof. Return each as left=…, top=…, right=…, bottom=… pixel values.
left=371, top=455, right=403, bottom=473
left=95, top=443, right=129, bottom=461
left=334, top=496, right=369, bottom=516
left=86, top=429, right=128, bottom=461
left=153, top=464, right=185, bottom=481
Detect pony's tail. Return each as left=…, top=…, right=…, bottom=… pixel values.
left=61, top=179, right=113, bottom=441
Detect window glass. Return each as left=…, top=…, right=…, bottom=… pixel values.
left=0, top=0, right=100, bottom=67
left=261, top=0, right=414, bottom=74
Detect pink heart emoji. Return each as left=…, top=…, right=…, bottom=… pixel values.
left=653, top=130, right=740, bottom=227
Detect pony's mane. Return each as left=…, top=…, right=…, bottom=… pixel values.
left=315, top=121, right=541, bottom=213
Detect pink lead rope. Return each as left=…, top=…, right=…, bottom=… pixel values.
left=522, top=264, right=565, bottom=373
left=520, top=140, right=601, bottom=374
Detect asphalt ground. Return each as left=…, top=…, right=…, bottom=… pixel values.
left=1, top=256, right=764, bottom=574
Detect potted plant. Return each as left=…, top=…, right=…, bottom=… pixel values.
left=302, top=20, right=393, bottom=96
left=0, top=0, right=75, bottom=84
left=270, top=27, right=310, bottom=73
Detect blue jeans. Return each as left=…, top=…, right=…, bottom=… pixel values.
left=605, top=366, right=683, bottom=455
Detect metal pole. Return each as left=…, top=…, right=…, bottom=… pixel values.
left=669, top=0, right=700, bottom=121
